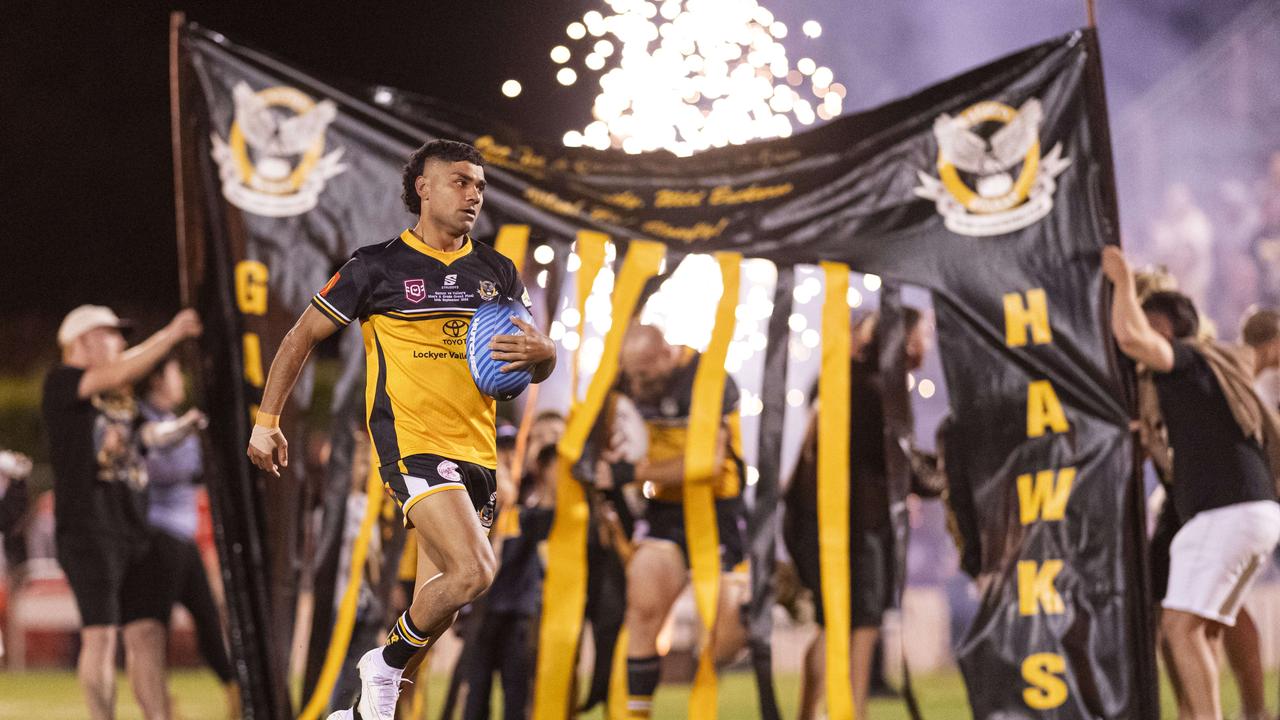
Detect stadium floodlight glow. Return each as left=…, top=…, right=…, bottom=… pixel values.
left=802, top=20, right=822, bottom=38
left=551, top=45, right=572, bottom=63
left=501, top=80, right=523, bottom=98
left=551, top=0, right=845, bottom=156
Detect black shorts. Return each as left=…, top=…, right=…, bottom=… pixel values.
left=56, top=531, right=169, bottom=627
left=380, top=453, right=497, bottom=530
left=640, top=497, right=747, bottom=573
left=791, top=525, right=895, bottom=629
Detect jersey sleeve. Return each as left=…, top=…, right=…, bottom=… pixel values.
left=502, top=260, right=534, bottom=312
left=310, top=255, right=371, bottom=328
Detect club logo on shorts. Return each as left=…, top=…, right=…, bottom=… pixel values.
left=443, top=318, right=469, bottom=338
left=210, top=82, right=347, bottom=218
left=478, top=280, right=498, bottom=301
left=437, top=459, right=462, bottom=483
left=479, top=491, right=498, bottom=529
left=913, top=97, right=1070, bottom=237
left=405, top=278, right=426, bottom=303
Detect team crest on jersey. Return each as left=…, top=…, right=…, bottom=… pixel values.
left=210, top=82, right=347, bottom=218
left=404, top=278, right=426, bottom=303
left=913, top=98, right=1070, bottom=237
left=437, top=460, right=462, bottom=483
left=478, top=280, right=498, bottom=301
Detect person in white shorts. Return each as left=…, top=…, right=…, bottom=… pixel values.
left=1105, top=246, right=1280, bottom=720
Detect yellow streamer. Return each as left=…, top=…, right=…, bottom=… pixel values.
left=571, top=231, right=609, bottom=402
left=494, top=224, right=531, bottom=272
left=297, top=447, right=384, bottom=720
left=683, top=252, right=741, bottom=720
left=608, top=625, right=631, bottom=720
left=533, top=239, right=667, bottom=720
left=818, top=262, right=854, bottom=720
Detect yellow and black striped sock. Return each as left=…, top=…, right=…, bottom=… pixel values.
left=381, top=611, right=429, bottom=669
left=626, top=655, right=661, bottom=719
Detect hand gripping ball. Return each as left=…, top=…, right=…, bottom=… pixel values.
left=467, top=297, right=536, bottom=401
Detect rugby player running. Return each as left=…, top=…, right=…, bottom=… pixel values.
left=246, top=140, right=555, bottom=720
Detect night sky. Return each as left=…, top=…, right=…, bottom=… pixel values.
left=0, top=0, right=1255, bottom=369
left=1, top=2, right=593, bottom=337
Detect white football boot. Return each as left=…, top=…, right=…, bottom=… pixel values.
left=354, top=648, right=403, bottom=720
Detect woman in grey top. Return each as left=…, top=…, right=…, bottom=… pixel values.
left=138, top=356, right=239, bottom=714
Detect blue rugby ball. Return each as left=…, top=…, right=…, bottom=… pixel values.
left=467, top=298, right=536, bottom=401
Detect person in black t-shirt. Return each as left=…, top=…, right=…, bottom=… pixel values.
left=1104, top=247, right=1280, bottom=720
left=43, top=304, right=201, bottom=720
left=783, top=307, right=927, bottom=720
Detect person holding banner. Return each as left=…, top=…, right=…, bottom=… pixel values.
left=605, top=323, right=750, bottom=720
left=783, top=307, right=927, bottom=720
left=1104, top=246, right=1280, bottom=720
left=43, top=304, right=203, bottom=720
left=246, top=140, right=555, bottom=720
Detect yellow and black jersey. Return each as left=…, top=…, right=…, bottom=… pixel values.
left=626, top=347, right=744, bottom=502
left=311, top=229, right=531, bottom=469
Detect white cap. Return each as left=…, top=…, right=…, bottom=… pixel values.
left=57, top=305, right=130, bottom=347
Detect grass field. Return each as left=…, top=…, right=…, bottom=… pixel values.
left=0, top=667, right=1275, bottom=719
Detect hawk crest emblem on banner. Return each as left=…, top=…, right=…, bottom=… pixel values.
left=914, top=98, right=1070, bottom=237
left=211, top=82, right=347, bottom=217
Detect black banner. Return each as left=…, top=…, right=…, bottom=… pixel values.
left=176, top=18, right=1154, bottom=719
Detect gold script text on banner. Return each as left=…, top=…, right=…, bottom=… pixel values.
left=533, top=239, right=667, bottom=720
left=683, top=252, right=742, bottom=719
left=818, top=262, right=855, bottom=720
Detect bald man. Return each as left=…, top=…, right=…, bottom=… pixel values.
left=603, top=323, right=749, bottom=719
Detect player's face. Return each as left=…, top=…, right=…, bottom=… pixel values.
left=78, top=327, right=126, bottom=367
left=153, top=359, right=186, bottom=407
left=622, top=348, right=677, bottom=404
left=423, top=160, right=485, bottom=236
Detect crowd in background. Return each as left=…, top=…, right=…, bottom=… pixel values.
left=2, top=152, right=1280, bottom=719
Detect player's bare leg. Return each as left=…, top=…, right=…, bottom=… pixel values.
left=355, top=489, right=495, bottom=720
left=395, top=549, right=460, bottom=719
left=624, top=541, right=687, bottom=719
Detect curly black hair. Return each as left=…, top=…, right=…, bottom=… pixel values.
left=1141, top=290, right=1199, bottom=339
left=400, top=140, right=485, bottom=214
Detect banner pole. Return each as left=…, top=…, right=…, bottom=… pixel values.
left=168, top=11, right=191, bottom=308
left=1084, top=0, right=1097, bottom=29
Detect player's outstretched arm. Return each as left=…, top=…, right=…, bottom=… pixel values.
left=635, top=425, right=730, bottom=492
left=246, top=306, right=339, bottom=476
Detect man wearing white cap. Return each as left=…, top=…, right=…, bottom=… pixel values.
left=42, top=304, right=201, bottom=720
